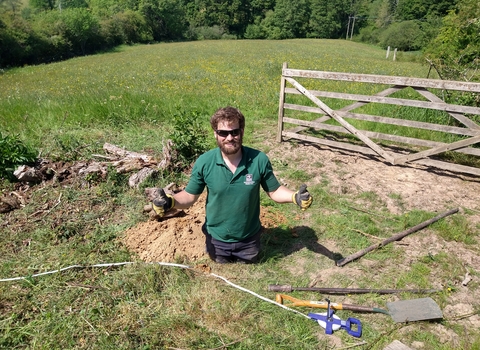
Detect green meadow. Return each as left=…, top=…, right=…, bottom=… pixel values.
left=1, top=39, right=428, bottom=155
left=1, top=40, right=479, bottom=349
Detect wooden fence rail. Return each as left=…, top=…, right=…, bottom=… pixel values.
left=277, top=62, right=480, bottom=176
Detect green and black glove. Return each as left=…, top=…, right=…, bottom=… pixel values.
left=152, top=188, right=175, bottom=217
left=292, top=184, right=313, bottom=211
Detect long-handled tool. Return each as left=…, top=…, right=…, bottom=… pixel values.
left=276, top=294, right=389, bottom=315
left=336, top=208, right=459, bottom=267
left=276, top=294, right=443, bottom=323
left=269, top=284, right=441, bottom=295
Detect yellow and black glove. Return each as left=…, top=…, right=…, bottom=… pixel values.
left=292, top=184, right=313, bottom=211
left=152, top=188, right=175, bottom=217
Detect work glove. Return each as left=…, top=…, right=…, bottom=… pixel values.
left=292, top=184, right=313, bottom=211
left=152, top=188, right=175, bottom=217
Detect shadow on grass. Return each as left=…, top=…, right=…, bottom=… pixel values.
left=259, top=225, right=343, bottom=263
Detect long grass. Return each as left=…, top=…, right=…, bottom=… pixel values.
left=0, top=40, right=430, bottom=155
left=1, top=40, right=479, bottom=349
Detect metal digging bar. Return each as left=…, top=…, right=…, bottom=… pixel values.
left=268, top=285, right=441, bottom=295
left=336, top=208, right=459, bottom=267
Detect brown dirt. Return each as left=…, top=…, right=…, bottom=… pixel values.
left=122, top=193, right=287, bottom=263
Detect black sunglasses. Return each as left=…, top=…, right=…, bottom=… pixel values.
left=216, top=128, right=241, bottom=137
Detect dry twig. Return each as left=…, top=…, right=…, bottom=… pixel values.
left=349, top=227, right=382, bottom=240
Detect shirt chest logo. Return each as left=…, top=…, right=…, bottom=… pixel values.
left=244, top=174, right=255, bottom=185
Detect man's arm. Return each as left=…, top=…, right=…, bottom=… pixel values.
left=172, top=190, right=200, bottom=209
left=268, top=184, right=313, bottom=210
left=267, top=185, right=295, bottom=203
left=152, top=189, right=200, bottom=218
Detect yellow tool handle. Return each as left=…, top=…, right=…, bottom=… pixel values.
left=276, top=294, right=344, bottom=309
left=276, top=293, right=387, bottom=314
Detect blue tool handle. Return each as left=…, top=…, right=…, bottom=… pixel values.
left=345, top=318, right=362, bottom=338
left=308, top=313, right=335, bottom=334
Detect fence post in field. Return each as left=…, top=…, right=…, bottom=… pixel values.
left=346, top=17, right=351, bottom=40
left=277, top=62, right=287, bottom=142
left=386, top=46, right=390, bottom=59
left=393, top=48, right=397, bottom=61
left=350, top=16, right=355, bottom=39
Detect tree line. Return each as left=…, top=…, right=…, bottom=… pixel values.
left=0, top=0, right=479, bottom=87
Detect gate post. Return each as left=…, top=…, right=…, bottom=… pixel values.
left=277, top=62, right=288, bottom=142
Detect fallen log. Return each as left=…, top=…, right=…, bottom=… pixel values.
left=129, top=167, right=157, bottom=188
left=103, top=143, right=156, bottom=163
left=336, top=208, right=459, bottom=267
left=13, top=165, right=43, bottom=183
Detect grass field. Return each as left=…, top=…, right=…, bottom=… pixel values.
left=0, top=39, right=429, bottom=156
left=1, top=39, right=479, bottom=350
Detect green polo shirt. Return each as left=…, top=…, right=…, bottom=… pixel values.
left=185, top=146, right=281, bottom=243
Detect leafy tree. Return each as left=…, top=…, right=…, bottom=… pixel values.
left=170, top=110, right=211, bottom=171
left=30, top=10, right=73, bottom=61
left=29, top=0, right=55, bottom=11
left=308, top=0, right=350, bottom=38
left=1, top=0, right=22, bottom=15
left=182, top=0, right=250, bottom=37
left=372, top=0, right=394, bottom=28
left=250, top=0, right=275, bottom=18
left=244, top=15, right=267, bottom=39
left=396, top=0, right=456, bottom=21
left=60, top=0, right=89, bottom=9
left=356, top=0, right=455, bottom=47
left=379, top=20, right=425, bottom=50
left=425, top=0, right=480, bottom=84
left=59, top=8, right=100, bottom=55
left=139, top=0, right=186, bottom=41
left=86, top=0, right=139, bottom=17
left=396, top=0, right=428, bottom=20
left=265, top=0, right=308, bottom=39
left=0, top=14, right=51, bottom=66
left=103, top=9, right=152, bottom=44
left=259, top=9, right=280, bottom=39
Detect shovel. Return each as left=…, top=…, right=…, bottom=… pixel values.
left=276, top=294, right=443, bottom=323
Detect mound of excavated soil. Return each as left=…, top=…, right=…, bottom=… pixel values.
left=123, top=193, right=286, bottom=263
left=123, top=195, right=208, bottom=263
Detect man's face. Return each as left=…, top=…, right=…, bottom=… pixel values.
left=214, top=121, right=243, bottom=155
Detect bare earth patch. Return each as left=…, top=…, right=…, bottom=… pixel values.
left=122, top=193, right=285, bottom=263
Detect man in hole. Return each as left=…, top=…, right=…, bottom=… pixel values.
left=153, top=106, right=313, bottom=263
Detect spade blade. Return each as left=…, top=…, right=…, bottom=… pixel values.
left=387, top=297, right=443, bottom=323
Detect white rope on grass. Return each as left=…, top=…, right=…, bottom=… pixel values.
left=0, top=261, right=309, bottom=319
left=210, top=273, right=310, bottom=319
left=0, top=262, right=135, bottom=282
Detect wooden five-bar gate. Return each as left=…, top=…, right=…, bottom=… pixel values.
left=277, top=62, right=480, bottom=176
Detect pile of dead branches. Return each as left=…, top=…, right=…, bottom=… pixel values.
left=1, top=142, right=174, bottom=214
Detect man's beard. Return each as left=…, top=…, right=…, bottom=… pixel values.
left=217, top=136, right=242, bottom=155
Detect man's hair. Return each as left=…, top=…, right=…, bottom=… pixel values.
left=210, top=106, right=245, bottom=130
